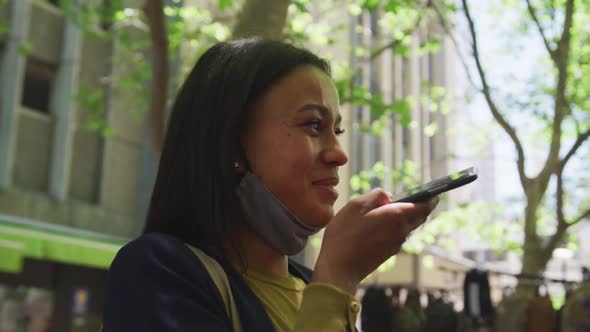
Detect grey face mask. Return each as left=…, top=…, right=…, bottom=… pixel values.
left=236, top=171, right=322, bottom=256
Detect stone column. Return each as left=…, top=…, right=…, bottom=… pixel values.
left=49, top=18, right=81, bottom=200
left=0, top=0, right=32, bottom=189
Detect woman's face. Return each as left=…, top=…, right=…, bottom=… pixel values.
left=242, top=65, right=348, bottom=227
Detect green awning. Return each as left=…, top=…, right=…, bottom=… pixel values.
left=0, top=216, right=128, bottom=273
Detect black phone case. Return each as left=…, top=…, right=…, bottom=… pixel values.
left=394, top=171, right=478, bottom=203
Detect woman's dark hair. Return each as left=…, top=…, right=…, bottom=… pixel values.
left=143, top=38, right=331, bottom=262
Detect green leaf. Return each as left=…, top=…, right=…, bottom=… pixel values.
left=218, top=0, right=232, bottom=10
left=424, top=123, right=438, bottom=137
left=422, top=255, right=435, bottom=269
left=383, top=0, right=404, bottom=13
left=394, top=44, right=409, bottom=56
left=310, top=236, right=322, bottom=248
left=348, top=4, right=362, bottom=16
left=292, top=0, right=308, bottom=12
left=390, top=99, right=412, bottom=126
left=371, top=119, right=384, bottom=136
left=350, top=175, right=362, bottom=191
left=0, top=24, right=9, bottom=36
left=335, top=79, right=351, bottom=102
left=101, top=126, right=113, bottom=137
left=362, top=0, right=379, bottom=11
left=18, top=42, right=32, bottom=56
left=373, top=161, right=385, bottom=174
left=351, top=85, right=371, bottom=105
left=377, top=256, right=397, bottom=272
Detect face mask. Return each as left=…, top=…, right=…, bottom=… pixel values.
left=236, top=171, right=322, bottom=256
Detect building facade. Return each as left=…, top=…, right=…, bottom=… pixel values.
left=0, top=0, right=150, bottom=330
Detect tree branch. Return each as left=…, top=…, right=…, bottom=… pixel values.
left=548, top=129, right=590, bottom=258
left=525, top=0, right=557, bottom=61
left=548, top=208, right=590, bottom=257
left=542, top=221, right=567, bottom=266
left=561, top=128, right=590, bottom=168
left=368, top=6, right=427, bottom=60
left=461, top=0, right=528, bottom=186
left=232, top=0, right=289, bottom=39
left=543, top=167, right=570, bottom=256
left=369, top=39, right=399, bottom=60
left=431, top=1, right=480, bottom=91
left=556, top=166, right=565, bottom=226
left=538, top=0, right=575, bottom=185
left=520, top=0, right=575, bottom=218
left=556, top=0, right=575, bottom=58
left=345, top=4, right=429, bottom=92
left=543, top=161, right=568, bottom=262
left=144, top=0, right=168, bottom=156
left=570, top=208, right=590, bottom=227
left=539, top=0, right=583, bottom=179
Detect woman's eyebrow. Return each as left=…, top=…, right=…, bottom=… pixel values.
left=298, top=103, right=343, bottom=125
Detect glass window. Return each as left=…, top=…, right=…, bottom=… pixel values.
left=21, top=60, right=54, bottom=114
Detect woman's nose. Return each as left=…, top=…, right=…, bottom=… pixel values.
left=323, top=140, right=348, bottom=166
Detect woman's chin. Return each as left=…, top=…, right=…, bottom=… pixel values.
left=302, top=206, right=334, bottom=228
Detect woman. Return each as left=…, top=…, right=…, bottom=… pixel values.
left=102, top=38, right=438, bottom=331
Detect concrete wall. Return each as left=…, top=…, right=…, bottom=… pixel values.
left=27, top=3, right=63, bottom=64
left=13, top=108, right=53, bottom=192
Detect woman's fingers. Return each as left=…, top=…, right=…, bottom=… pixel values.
left=350, top=188, right=392, bottom=215
left=365, top=196, right=439, bottom=243
left=313, top=189, right=440, bottom=293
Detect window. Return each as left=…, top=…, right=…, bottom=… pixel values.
left=21, top=59, right=54, bottom=113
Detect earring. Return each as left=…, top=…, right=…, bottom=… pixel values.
left=233, top=161, right=240, bottom=168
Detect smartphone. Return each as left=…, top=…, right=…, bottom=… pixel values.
left=393, top=167, right=478, bottom=203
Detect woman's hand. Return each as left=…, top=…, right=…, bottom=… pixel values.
left=312, top=188, right=438, bottom=294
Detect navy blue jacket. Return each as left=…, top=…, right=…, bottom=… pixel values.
left=103, top=232, right=313, bottom=332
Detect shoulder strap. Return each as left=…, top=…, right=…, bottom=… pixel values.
left=185, top=244, right=242, bottom=332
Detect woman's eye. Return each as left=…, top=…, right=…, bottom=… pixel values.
left=335, top=128, right=345, bottom=136
left=304, top=120, right=322, bottom=132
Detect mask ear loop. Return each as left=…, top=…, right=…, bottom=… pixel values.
left=233, top=144, right=253, bottom=176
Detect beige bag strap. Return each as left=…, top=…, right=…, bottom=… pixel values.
left=186, top=244, right=242, bottom=332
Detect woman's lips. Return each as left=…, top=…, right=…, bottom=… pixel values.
left=312, top=178, right=339, bottom=201
left=312, top=177, right=339, bottom=186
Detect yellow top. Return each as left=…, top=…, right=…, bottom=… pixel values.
left=240, top=267, right=360, bottom=331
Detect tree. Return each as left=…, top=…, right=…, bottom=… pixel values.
left=432, top=0, right=590, bottom=328
left=448, top=0, right=589, bottom=280
left=143, top=0, right=290, bottom=156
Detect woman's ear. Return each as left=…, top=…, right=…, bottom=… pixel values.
left=233, top=161, right=247, bottom=175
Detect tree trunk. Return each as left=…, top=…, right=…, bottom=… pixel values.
left=144, top=0, right=168, bottom=157
left=232, top=0, right=290, bottom=39
left=495, top=216, right=557, bottom=332
left=144, top=0, right=290, bottom=156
